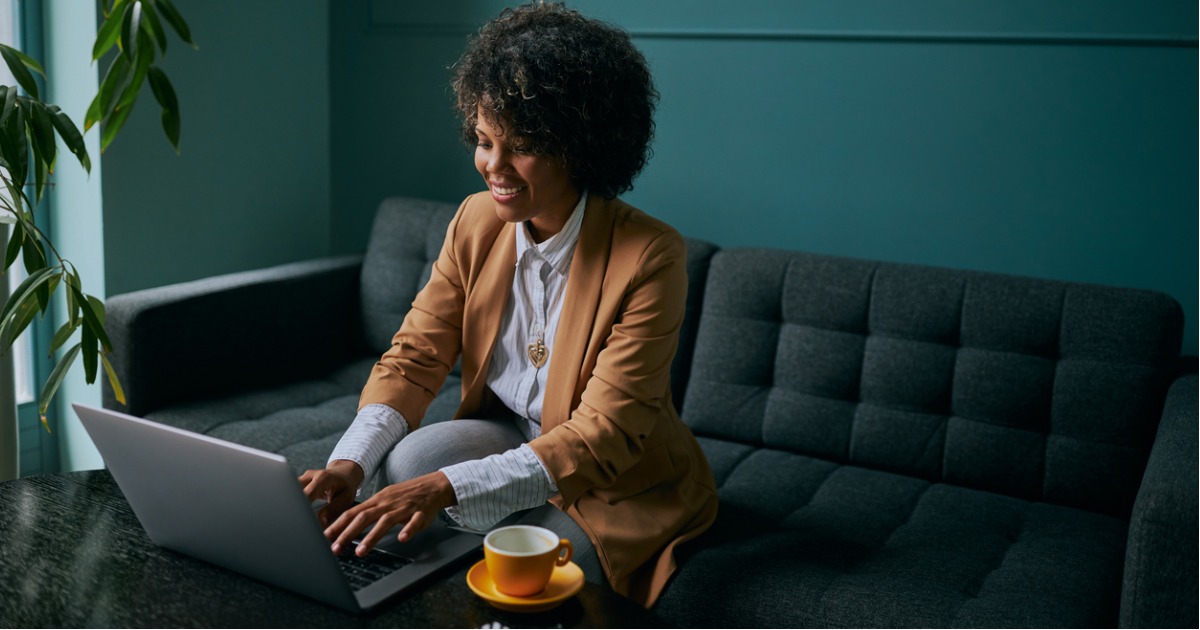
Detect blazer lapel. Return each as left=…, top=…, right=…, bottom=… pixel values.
left=543, top=196, right=615, bottom=429
left=458, top=220, right=517, bottom=416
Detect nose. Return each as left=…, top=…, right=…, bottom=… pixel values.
left=487, top=148, right=511, bottom=173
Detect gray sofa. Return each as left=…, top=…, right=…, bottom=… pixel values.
left=104, top=196, right=1197, bottom=628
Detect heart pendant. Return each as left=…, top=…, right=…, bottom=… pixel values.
left=527, top=340, right=548, bottom=368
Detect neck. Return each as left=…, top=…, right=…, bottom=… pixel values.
left=526, top=190, right=582, bottom=243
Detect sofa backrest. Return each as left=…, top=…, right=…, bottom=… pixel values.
left=682, top=248, right=1183, bottom=518
left=360, top=196, right=717, bottom=411
left=360, top=197, right=461, bottom=354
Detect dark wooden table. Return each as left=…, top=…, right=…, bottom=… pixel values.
left=0, top=471, right=663, bottom=628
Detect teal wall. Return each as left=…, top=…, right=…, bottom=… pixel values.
left=331, top=0, right=1198, bottom=352
left=44, top=1, right=107, bottom=471
left=102, top=1, right=1198, bottom=354
left=101, top=0, right=331, bottom=297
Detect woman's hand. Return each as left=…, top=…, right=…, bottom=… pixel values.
left=324, top=471, right=457, bottom=557
left=299, top=459, right=365, bottom=527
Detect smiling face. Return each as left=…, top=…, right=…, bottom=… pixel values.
left=473, top=108, right=580, bottom=242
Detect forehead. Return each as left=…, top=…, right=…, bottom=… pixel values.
left=474, top=106, right=519, bottom=138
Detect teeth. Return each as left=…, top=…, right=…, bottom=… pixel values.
left=493, top=185, right=525, bottom=195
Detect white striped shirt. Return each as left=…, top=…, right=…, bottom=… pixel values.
left=328, top=192, right=587, bottom=530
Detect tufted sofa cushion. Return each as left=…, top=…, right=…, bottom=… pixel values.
left=360, top=197, right=461, bottom=355
left=657, top=248, right=1182, bottom=627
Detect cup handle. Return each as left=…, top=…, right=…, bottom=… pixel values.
left=556, top=538, right=574, bottom=567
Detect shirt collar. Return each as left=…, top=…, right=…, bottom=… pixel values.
left=514, top=190, right=587, bottom=275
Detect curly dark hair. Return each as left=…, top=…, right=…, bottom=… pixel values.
left=451, top=2, right=658, bottom=199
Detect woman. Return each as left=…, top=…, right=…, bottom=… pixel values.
left=300, top=2, right=717, bottom=607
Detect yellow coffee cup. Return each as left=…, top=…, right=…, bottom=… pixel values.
left=483, top=525, right=574, bottom=597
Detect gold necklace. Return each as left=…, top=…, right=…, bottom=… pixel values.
left=525, top=260, right=564, bottom=369
left=527, top=332, right=548, bottom=368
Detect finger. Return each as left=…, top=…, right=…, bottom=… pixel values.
left=331, top=508, right=374, bottom=554
left=356, top=514, right=399, bottom=556
left=317, top=505, right=332, bottom=528
left=397, top=510, right=429, bottom=544
left=324, top=503, right=358, bottom=546
left=302, top=472, right=331, bottom=500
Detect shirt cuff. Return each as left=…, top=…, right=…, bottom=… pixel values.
left=327, top=404, right=410, bottom=495
left=440, top=444, right=557, bottom=531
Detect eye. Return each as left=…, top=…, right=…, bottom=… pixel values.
left=510, top=144, right=532, bottom=155
left=475, top=139, right=492, bottom=150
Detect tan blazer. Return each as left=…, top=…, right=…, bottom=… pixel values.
left=360, top=191, right=718, bottom=607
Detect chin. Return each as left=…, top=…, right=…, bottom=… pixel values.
left=491, top=202, right=531, bottom=225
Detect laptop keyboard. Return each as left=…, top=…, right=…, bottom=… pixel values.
left=338, top=547, right=414, bottom=590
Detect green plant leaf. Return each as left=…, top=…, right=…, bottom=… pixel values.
left=0, top=266, right=54, bottom=340
left=121, top=1, right=143, bottom=58
left=92, top=1, right=130, bottom=61
left=147, top=66, right=180, bottom=151
left=101, top=353, right=126, bottom=405
left=1, top=288, right=40, bottom=352
left=20, top=224, right=45, bottom=275
left=0, top=170, right=31, bottom=220
left=156, top=0, right=195, bottom=47
left=115, top=33, right=153, bottom=115
left=100, top=98, right=135, bottom=153
left=1, top=104, right=28, bottom=191
left=0, top=85, right=15, bottom=128
left=82, top=322, right=98, bottom=383
left=49, top=320, right=77, bottom=354
left=74, top=288, right=113, bottom=352
left=94, top=49, right=130, bottom=126
left=28, top=101, right=57, bottom=168
left=22, top=241, right=50, bottom=311
left=0, top=45, right=40, bottom=100
left=39, top=342, right=82, bottom=424
left=0, top=124, right=18, bottom=187
left=1, top=44, right=45, bottom=77
left=32, top=145, right=48, bottom=203
left=104, top=0, right=130, bottom=20
left=141, top=1, right=168, bottom=54
left=3, top=219, right=22, bottom=271
left=46, top=105, right=91, bottom=174
left=65, top=267, right=82, bottom=327
left=83, top=94, right=101, bottom=134
left=28, top=101, right=57, bottom=201
left=86, top=294, right=106, bottom=326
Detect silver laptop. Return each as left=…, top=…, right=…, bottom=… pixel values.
left=73, top=403, right=482, bottom=613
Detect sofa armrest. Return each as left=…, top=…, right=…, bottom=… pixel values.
left=1119, top=373, right=1198, bottom=628
left=103, top=255, right=364, bottom=416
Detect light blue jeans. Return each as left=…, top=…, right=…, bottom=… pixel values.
left=381, top=417, right=605, bottom=584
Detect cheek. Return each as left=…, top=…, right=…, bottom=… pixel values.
left=474, top=149, right=487, bottom=177
left=515, top=158, right=563, bottom=191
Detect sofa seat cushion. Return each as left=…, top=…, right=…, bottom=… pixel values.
left=657, top=436, right=1127, bottom=628
left=143, top=358, right=464, bottom=474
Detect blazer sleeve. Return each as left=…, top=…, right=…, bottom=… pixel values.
left=358, top=198, right=470, bottom=430
left=529, top=228, right=688, bottom=506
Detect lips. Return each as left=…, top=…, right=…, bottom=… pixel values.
left=489, top=181, right=527, bottom=203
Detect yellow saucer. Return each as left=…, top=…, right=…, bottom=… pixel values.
left=466, top=559, right=584, bottom=612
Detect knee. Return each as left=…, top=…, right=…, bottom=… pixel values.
left=383, top=424, right=459, bottom=483
left=382, top=420, right=520, bottom=485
